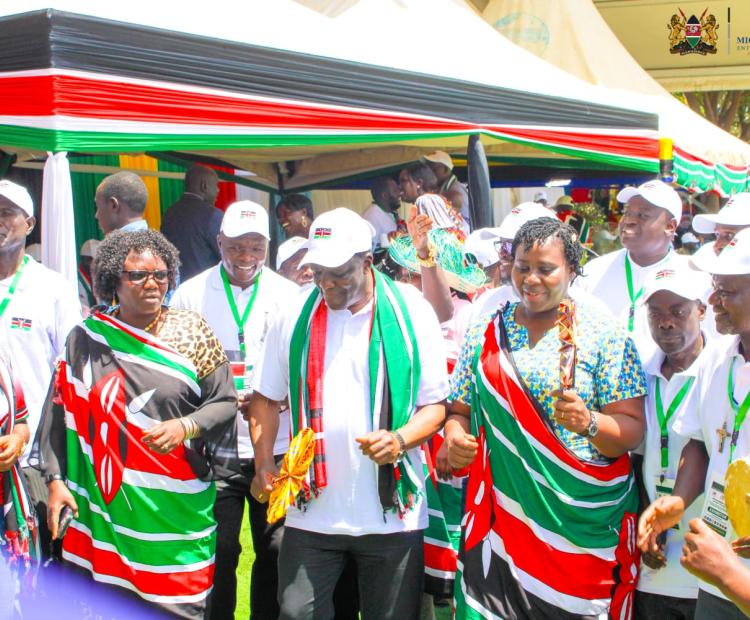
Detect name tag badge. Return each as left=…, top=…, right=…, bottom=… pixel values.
left=701, top=472, right=731, bottom=540
left=654, top=476, right=680, bottom=530
left=242, top=364, right=254, bottom=393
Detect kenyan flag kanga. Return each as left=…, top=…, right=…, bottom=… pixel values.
left=48, top=313, right=220, bottom=619
left=454, top=318, right=639, bottom=619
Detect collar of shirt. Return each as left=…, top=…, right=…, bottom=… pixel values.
left=119, top=219, right=148, bottom=232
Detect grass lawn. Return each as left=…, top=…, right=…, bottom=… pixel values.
left=233, top=508, right=451, bottom=620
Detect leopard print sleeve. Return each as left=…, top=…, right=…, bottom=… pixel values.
left=160, top=309, right=228, bottom=380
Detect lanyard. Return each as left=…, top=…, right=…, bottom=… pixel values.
left=220, top=265, right=261, bottom=360
left=654, top=375, right=695, bottom=474
left=0, top=255, right=28, bottom=322
left=727, top=357, right=750, bottom=463
left=624, top=254, right=644, bottom=333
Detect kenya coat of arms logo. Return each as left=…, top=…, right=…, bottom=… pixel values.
left=668, top=8, right=719, bottom=55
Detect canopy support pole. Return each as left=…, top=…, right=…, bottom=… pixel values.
left=467, top=134, right=493, bottom=228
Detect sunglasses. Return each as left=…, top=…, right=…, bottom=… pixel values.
left=494, top=239, right=513, bottom=256
left=121, top=269, right=172, bottom=285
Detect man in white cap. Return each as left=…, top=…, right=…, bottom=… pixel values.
left=77, top=238, right=100, bottom=312
left=423, top=151, right=471, bottom=230
left=634, top=267, right=712, bottom=618
left=170, top=200, right=297, bottom=620
left=581, top=179, right=689, bottom=363
left=638, top=227, right=750, bottom=619
left=276, top=236, right=313, bottom=287
left=249, top=207, right=448, bottom=619
left=0, top=180, right=81, bottom=555
left=692, top=193, right=750, bottom=261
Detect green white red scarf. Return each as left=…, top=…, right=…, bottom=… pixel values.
left=288, top=269, right=421, bottom=516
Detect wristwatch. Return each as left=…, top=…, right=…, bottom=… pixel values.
left=582, top=410, right=599, bottom=438
left=390, top=430, right=407, bottom=461
left=45, top=473, right=64, bottom=486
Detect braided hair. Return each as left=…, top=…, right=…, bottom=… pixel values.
left=512, top=217, right=583, bottom=277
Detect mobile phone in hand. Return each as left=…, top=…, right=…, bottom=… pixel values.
left=57, top=505, right=74, bottom=539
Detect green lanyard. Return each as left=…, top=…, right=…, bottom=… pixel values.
left=220, top=265, right=261, bottom=360
left=624, top=254, right=644, bottom=333
left=0, top=255, right=28, bottom=321
left=727, top=357, right=750, bottom=463
left=654, top=375, right=695, bottom=475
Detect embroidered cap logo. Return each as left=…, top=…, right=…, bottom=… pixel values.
left=313, top=227, right=332, bottom=240
left=240, top=211, right=256, bottom=219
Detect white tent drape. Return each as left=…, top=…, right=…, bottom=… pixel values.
left=41, top=151, right=77, bottom=289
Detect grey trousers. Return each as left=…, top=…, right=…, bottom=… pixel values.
left=695, top=589, right=747, bottom=620
left=278, top=526, right=424, bottom=620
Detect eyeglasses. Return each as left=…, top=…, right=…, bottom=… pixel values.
left=121, top=270, right=172, bottom=285
left=494, top=239, right=513, bottom=256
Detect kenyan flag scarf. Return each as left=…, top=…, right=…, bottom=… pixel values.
left=454, top=314, right=639, bottom=619
left=288, top=269, right=422, bottom=516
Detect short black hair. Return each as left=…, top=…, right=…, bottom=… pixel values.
left=512, top=217, right=583, bottom=276
left=404, top=163, right=439, bottom=193
left=370, top=176, right=395, bottom=202
left=98, top=171, right=148, bottom=215
left=93, top=229, right=180, bottom=303
left=276, top=194, right=313, bottom=219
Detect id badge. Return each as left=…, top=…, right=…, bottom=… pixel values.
left=231, top=362, right=254, bottom=397
left=701, top=472, right=731, bottom=539
left=654, top=476, right=679, bottom=530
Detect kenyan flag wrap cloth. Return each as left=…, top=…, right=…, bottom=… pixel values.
left=54, top=313, right=216, bottom=617
left=454, top=315, right=639, bottom=620
left=288, top=269, right=422, bottom=516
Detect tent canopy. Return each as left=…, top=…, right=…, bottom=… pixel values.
left=480, top=0, right=750, bottom=194
left=0, top=0, right=659, bottom=191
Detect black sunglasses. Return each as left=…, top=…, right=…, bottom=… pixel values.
left=121, top=269, right=172, bottom=285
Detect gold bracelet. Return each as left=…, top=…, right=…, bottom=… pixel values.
left=180, top=417, right=200, bottom=441
left=416, top=244, right=437, bottom=268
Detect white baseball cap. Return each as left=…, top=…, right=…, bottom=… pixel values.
left=220, top=201, right=269, bottom=239
left=643, top=267, right=711, bottom=304
left=495, top=202, right=557, bottom=240
left=695, top=227, right=750, bottom=275
left=423, top=151, right=453, bottom=171
left=692, top=193, right=750, bottom=234
left=299, top=208, right=373, bottom=268
left=80, top=239, right=100, bottom=259
left=0, top=180, right=34, bottom=218
left=617, top=179, right=683, bottom=223
left=464, top=229, right=500, bottom=268
left=276, top=236, right=307, bottom=270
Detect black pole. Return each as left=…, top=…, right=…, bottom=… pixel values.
left=466, top=134, right=493, bottom=228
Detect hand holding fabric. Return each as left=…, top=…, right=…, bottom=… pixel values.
left=0, top=432, right=24, bottom=472
left=142, top=418, right=187, bottom=454
left=406, top=205, right=433, bottom=259
left=355, top=430, right=401, bottom=465
left=446, top=430, right=478, bottom=470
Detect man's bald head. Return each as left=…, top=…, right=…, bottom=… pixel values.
left=184, top=165, right=219, bottom=205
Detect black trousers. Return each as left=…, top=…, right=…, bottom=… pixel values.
left=634, top=590, right=696, bottom=619
left=22, top=466, right=61, bottom=561
left=278, top=526, right=424, bottom=620
left=695, top=589, right=747, bottom=620
left=209, top=460, right=283, bottom=620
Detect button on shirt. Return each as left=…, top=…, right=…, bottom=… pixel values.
left=0, top=258, right=82, bottom=464
left=672, top=334, right=750, bottom=602
left=580, top=249, right=693, bottom=364
left=253, top=283, right=449, bottom=536
left=171, top=264, right=298, bottom=458
left=638, top=346, right=707, bottom=599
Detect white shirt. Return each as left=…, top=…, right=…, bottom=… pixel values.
left=672, top=334, right=750, bottom=601
left=254, top=283, right=449, bottom=536
left=637, top=346, right=707, bottom=599
left=580, top=249, right=695, bottom=363
left=171, top=264, right=297, bottom=458
left=0, top=258, right=82, bottom=465
left=361, top=203, right=397, bottom=247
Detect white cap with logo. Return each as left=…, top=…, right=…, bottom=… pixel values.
left=221, top=201, right=270, bottom=239
left=276, top=236, right=307, bottom=270
left=464, top=229, right=500, bottom=268
left=300, top=208, right=373, bottom=268
left=696, top=227, right=750, bottom=275
left=495, top=202, right=557, bottom=240
left=617, top=179, right=682, bottom=223
left=643, top=267, right=711, bottom=304
left=0, top=180, right=34, bottom=218
left=692, top=193, right=750, bottom=234
left=422, top=151, right=453, bottom=171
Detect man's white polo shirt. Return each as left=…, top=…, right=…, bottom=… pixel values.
left=171, top=264, right=297, bottom=458
left=672, top=334, right=750, bottom=602
left=253, top=282, right=449, bottom=536
left=580, top=249, right=696, bottom=363
left=0, top=257, right=81, bottom=465
left=362, top=203, right=397, bottom=247
left=637, top=345, right=707, bottom=599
